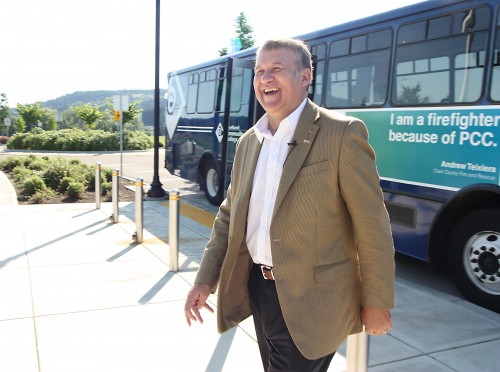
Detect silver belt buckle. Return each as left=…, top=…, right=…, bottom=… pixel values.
left=260, top=265, right=275, bottom=280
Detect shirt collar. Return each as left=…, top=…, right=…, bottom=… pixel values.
left=253, top=98, right=308, bottom=144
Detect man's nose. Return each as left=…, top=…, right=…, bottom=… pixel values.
left=260, top=70, right=274, bottom=82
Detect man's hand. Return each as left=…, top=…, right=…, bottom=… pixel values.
left=184, top=283, right=214, bottom=326
left=361, top=306, right=392, bottom=336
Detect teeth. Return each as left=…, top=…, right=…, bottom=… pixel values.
left=264, top=87, right=279, bottom=93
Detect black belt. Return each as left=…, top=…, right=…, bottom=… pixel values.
left=257, top=264, right=275, bottom=280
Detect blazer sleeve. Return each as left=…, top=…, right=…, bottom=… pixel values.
left=193, top=133, right=247, bottom=292
left=338, top=118, right=396, bottom=309
left=194, top=182, right=232, bottom=293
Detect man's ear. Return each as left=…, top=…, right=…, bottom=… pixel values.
left=301, top=68, right=312, bottom=87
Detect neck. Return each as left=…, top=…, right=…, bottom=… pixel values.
left=267, top=119, right=280, bottom=135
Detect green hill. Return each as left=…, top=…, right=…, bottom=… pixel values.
left=40, top=89, right=167, bottom=126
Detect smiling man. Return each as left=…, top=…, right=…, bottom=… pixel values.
left=184, top=38, right=395, bottom=372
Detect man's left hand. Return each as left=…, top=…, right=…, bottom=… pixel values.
left=361, top=306, right=392, bottom=335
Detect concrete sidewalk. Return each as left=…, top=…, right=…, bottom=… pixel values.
left=1, top=171, right=500, bottom=371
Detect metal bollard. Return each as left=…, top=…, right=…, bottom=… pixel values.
left=133, top=177, right=144, bottom=243
left=111, top=168, right=119, bottom=224
left=169, top=189, right=180, bottom=272
left=95, top=163, right=102, bottom=209
left=346, top=332, right=369, bottom=372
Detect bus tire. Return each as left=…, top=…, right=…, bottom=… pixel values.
left=448, top=208, right=500, bottom=313
left=203, top=159, right=221, bottom=206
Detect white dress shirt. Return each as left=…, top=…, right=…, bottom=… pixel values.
left=246, top=99, right=307, bottom=266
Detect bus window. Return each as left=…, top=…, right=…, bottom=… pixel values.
left=197, top=69, right=217, bottom=113
left=351, top=35, right=367, bottom=53
left=491, top=18, right=500, bottom=101
left=455, top=50, right=486, bottom=102
left=227, top=66, right=253, bottom=113
left=428, top=15, right=452, bottom=39
left=313, top=60, right=324, bottom=104
left=310, top=43, right=327, bottom=105
left=326, top=30, right=391, bottom=108
left=329, top=38, right=349, bottom=57
left=394, top=6, right=491, bottom=105
left=215, top=67, right=226, bottom=112
left=229, top=66, right=244, bottom=112
left=397, top=21, right=426, bottom=44
left=326, top=49, right=390, bottom=108
left=187, top=73, right=198, bottom=114
left=368, top=29, right=392, bottom=50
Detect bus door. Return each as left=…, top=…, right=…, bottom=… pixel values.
left=217, top=57, right=256, bottom=203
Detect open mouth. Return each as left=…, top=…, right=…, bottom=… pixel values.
left=264, top=87, right=279, bottom=94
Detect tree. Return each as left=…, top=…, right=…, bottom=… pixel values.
left=43, top=114, right=58, bottom=131
left=104, top=98, right=144, bottom=130
left=122, top=100, right=142, bottom=125
left=95, top=110, right=116, bottom=132
left=0, top=93, right=10, bottom=135
left=0, top=93, right=8, bottom=121
left=60, top=107, right=87, bottom=130
left=75, top=104, right=103, bottom=129
left=16, top=102, right=44, bottom=132
left=14, top=116, right=26, bottom=133
left=235, top=12, right=255, bottom=50
left=218, top=47, right=229, bottom=57
left=219, top=12, right=255, bottom=56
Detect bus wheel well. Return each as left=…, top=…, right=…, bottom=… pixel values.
left=429, top=185, right=500, bottom=269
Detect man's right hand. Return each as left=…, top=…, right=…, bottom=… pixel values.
left=184, top=283, right=213, bottom=326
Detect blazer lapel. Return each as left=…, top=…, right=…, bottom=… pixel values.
left=273, top=101, right=320, bottom=219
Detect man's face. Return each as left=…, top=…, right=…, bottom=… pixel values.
left=253, top=48, right=311, bottom=126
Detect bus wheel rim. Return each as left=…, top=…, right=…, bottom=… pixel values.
left=206, top=168, right=218, bottom=197
left=463, top=232, right=500, bottom=295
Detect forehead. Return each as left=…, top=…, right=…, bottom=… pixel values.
left=255, top=47, right=296, bottom=67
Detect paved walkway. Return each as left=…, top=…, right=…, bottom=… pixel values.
left=1, top=169, right=500, bottom=371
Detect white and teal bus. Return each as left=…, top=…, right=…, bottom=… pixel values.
left=165, top=0, right=500, bottom=312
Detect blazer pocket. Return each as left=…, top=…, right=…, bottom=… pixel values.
left=314, top=258, right=355, bottom=283
left=298, top=160, right=330, bottom=177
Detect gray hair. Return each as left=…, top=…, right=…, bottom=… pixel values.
left=256, top=38, right=313, bottom=75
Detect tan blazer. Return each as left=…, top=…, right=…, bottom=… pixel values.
left=195, top=100, right=395, bottom=360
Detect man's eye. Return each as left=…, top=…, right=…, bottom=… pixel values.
left=272, top=67, right=282, bottom=72
left=255, top=70, right=264, bottom=76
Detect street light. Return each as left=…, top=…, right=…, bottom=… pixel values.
left=147, top=0, right=166, bottom=198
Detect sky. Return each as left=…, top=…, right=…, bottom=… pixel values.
left=1, top=0, right=425, bottom=108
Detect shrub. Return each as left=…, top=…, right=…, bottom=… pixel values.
left=23, top=175, right=46, bottom=196
left=101, top=181, right=112, bottom=196
left=69, top=163, right=92, bottom=186
left=58, top=176, right=74, bottom=193
left=42, top=158, right=71, bottom=189
left=27, top=159, right=48, bottom=172
left=29, top=188, right=56, bottom=204
left=12, top=166, right=34, bottom=183
left=6, top=133, right=27, bottom=149
left=66, top=181, right=85, bottom=199
left=5, top=129, right=152, bottom=151
left=2, top=154, right=125, bottom=203
left=69, top=159, right=82, bottom=166
left=102, top=168, right=113, bottom=183
left=124, top=130, right=154, bottom=150
left=0, top=156, right=24, bottom=171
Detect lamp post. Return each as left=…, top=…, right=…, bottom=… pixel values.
left=147, top=0, right=166, bottom=198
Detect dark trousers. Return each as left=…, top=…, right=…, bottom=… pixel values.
left=248, top=264, right=335, bottom=372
